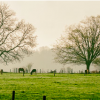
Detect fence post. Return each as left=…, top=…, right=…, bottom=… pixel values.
left=23, top=72, right=24, bottom=76
left=54, top=71, right=55, bottom=76
left=43, top=96, right=46, bottom=100
left=12, top=91, right=15, bottom=100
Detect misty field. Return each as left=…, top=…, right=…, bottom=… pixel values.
left=0, top=73, right=100, bottom=100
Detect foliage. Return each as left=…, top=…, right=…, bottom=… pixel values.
left=0, top=3, right=37, bottom=64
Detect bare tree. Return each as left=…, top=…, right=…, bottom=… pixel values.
left=53, top=15, right=100, bottom=73
left=67, top=67, right=72, bottom=73
left=26, top=63, right=33, bottom=73
left=0, top=3, right=37, bottom=64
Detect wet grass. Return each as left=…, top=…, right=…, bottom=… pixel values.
left=0, top=73, right=100, bottom=100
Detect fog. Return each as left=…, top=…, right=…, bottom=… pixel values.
left=0, top=1, right=100, bottom=73
left=0, top=46, right=98, bottom=73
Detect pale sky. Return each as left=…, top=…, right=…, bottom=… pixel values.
left=0, top=1, right=100, bottom=71
left=2, top=1, right=100, bottom=49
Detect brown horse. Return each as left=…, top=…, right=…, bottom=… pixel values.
left=91, top=70, right=100, bottom=74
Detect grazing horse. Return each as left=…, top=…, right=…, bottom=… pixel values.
left=19, top=68, right=25, bottom=73
left=91, top=70, right=96, bottom=73
left=91, top=70, right=100, bottom=74
left=0, top=69, right=3, bottom=74
left=30, top=69, right=36, bottom=75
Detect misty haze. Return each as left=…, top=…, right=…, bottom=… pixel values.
left=1, top=46, right=98, bottom=73
left=0, top=1, right=100, bottom=100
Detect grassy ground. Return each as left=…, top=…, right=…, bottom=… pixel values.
left=0, top=73, right=100, bottom=100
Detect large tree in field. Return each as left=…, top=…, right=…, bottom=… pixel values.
left=53, top=15, right=100, bottom=73
left=0, top=3, right=37, bottom=64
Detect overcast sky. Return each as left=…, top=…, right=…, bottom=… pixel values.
left=3, top=1, right=100, bottom=49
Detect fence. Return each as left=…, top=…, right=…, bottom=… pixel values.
left=12, top=91, right=46, bottom=100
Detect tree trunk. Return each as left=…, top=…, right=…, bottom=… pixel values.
left=86, top=62, right=91, bottom=74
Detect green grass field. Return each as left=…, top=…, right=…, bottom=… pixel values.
left=0, top=73, right=100, bottom=100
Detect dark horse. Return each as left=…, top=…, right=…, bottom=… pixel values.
left=19, top=68, right=25, bottom=73
left=30, top=69, right=36, bottom=75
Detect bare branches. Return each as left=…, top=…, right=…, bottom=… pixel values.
left=53, top=15, right=100, bottom=68
left=0, top=3, right=37, bottom=64
left=26, top=63, right=33, bottom=73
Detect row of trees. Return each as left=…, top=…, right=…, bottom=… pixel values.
left=12, top=67, right=84, bottom=74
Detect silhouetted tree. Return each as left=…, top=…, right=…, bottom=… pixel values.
left=67, top=67, right=72, bottom=73
left=0, top=3, right=37, bottom=64
left=26, top=63, right=33, bottom=73
left=53, top=15, right=100, bottom=73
